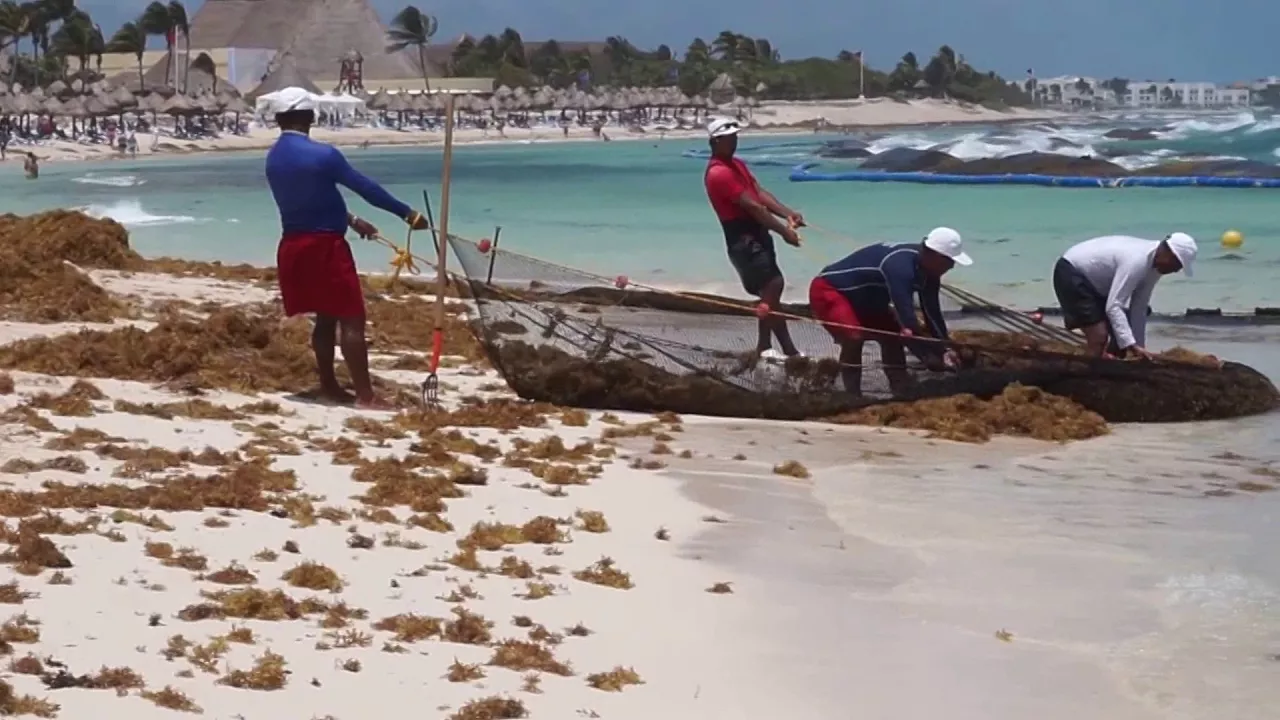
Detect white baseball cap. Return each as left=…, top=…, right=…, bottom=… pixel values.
left=707, top=117, right=742, bottom=138
left=1163, top=232, right=1197, bottom=277
left=923, top=227, right=973, bottom=266
left=272, top=86, right=317, bottom=114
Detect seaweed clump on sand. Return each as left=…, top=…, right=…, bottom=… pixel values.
left=830, top=384, right=1109, bottom=443
left=489, top=340, right=856, bottom=421
left=0, top=307, right=403, bottom=397
left=0, top=210, right=142, bottom=323
left=952, top=330, right=1280, bottom=422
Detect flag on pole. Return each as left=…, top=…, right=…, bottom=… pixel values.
left=165, top=27, right=176, bottom=47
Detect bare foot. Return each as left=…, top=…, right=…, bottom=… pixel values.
left=354, top=396, right=396, bottom=412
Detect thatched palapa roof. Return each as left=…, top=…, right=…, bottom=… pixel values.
left=107, top=55, right=234, bottom=95
left=248, top=53, right=322, bottom=99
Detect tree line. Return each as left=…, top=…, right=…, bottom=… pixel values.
left=1, top=0, right=194, bottom=91
left=389, top=9, right=1031, bottom=105
left=1, top=0, right=1032, bottom=107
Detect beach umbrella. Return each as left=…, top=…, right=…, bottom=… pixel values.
left=45, top=80, right=68, bottom=97
left=494, top=85, right=513, bottom=100
left=9, top=92, right=37, bottom=114
left=59, top=96, right=88, bottom=118
left=160, top=94, right=194, bottom=115
left=28, top=86, right=44, bottom=100
left=222, top=96, right=251, bottom=114
left=195, top=94, right=220, bottom=113
left=0, top=82, right=8, bottom=96
left=84, top=95, right=111, bottom=116
left=41, top=97, right=64, bottom=115
left=410, top=92, right=432, bottom=113
left=0, top=96, right=14, bottom=114
left=111, top=86, right=137, bottom=108
left=385, top=92, right=410, bottom=113
left=367, top=89, right=390, bottom=111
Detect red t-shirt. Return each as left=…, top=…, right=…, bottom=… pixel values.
left=704, top=157, right=762, bottom=223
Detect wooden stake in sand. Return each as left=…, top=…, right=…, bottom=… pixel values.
left=422, top=93, right=456, bottom=409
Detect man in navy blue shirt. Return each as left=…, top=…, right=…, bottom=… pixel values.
left=264, top=87, right=429, bottom=410
left=808, top=228, right=973, bottom=396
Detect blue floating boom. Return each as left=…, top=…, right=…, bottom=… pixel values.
left=787, top=162, right=1280, bottom=188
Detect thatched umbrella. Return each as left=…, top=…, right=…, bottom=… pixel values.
left=59, top=96, right=88, bottom=118
left=111, top=86, right=137, bottom=109
left=46, top=80, right=69, bottom=97
left=222, top=96, right=251, bottom=114
left=0, top=82, right=8, bottom=96
left=494, top=85, right=514, bottom=100
left=28, top=86, right=45, bottom=101
left=160, top=94, right=195, bottom=115
left=9, top=92, right=37, bottom=115
left=41, top=97, right=64, bottom=115
left=410, top=93, right=433, bottom=113
left=0, top=96, right=15, bottom=114
left=367, top=89, right=391, bottom=111
left=385, top=93, right=410, bottom=113
left=84, top=95, right=111, bottom=117
left=195, top=94, right=220, bottom=114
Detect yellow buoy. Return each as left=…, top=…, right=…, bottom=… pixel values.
left=1221, top=229, right=1244, bottom=249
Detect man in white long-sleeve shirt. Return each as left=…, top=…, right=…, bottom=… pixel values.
left=1052, top=233, right=1197, bottom=359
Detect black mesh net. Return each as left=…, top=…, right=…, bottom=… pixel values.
left=443, top=235, right=1280, bottom=424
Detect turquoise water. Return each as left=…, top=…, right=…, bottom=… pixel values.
left=2, top=114, right=1280, bottom=313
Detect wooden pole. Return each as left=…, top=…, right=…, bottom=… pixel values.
left=428, top=93, right=456, bottom=379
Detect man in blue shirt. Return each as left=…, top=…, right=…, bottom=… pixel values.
left=808, top=227, right=972, bottom=396
left=264, top=87, right=429, bottom=410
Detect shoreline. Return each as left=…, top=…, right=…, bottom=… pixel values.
left=1, top=98, right=1067, bottom=166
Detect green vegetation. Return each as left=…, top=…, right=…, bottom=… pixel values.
left=0, top=0, right=1031, bottom=106
left=443, top=26, right=1031, bottom=105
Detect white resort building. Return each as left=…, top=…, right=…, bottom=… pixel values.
left=1025, top=75, right=1253, bottom=109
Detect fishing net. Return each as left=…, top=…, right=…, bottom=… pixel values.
left=443, top=235, right=1279, bottom=425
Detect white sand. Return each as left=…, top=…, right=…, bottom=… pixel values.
left=3, top=98, right=1064, bottom=165
left=1, top=269, right=1274, bottom=718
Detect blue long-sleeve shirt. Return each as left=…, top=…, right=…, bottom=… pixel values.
left=265, top=131, right=412, bottom=235
left=817, top=242, right=948, bottom=359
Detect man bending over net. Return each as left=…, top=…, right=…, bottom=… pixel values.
left=703, top=117, right=805, bottom=361
left=265, top=87, right=430, bottom=410
left=1052, top=232, right=1196, bottom=360
left=809, top=228, right=972, bottom=396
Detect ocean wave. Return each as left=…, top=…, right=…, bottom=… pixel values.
left=71, top=173, right=147, bottom=188
left=730, top=110, right=1280, bottom=170
left=79, top=199, right=205, bottom=228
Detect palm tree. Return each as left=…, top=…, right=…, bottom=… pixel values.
left=385, top=5, right=438, bottom=91
left=50, top=8, right=100, bottom=77
left=140, top=1, right=174, bottom=87
left=106, top=20, right=146, bottom=90
left=711, top=30, right=742, bottom=63
left=0, top=0, right=29, bottom=84
left=167, top=1, right=189, bottom=92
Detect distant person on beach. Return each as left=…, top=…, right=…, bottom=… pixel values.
left=23, top=152, right=39, bottom=179
left=809, top=228, right=971, bottom=396
left=703, top=116, right=805, bottom=360
left=1053, top=233, right=1197, bottom=360
left=264, top=86, right=430, bottom=410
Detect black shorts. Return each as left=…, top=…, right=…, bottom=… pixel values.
left=1052, top=257, right=1107, bottom=330
left=723, top=220, right=782, bottom=297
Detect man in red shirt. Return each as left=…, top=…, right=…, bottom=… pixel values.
left=703, top=117, right=805, bottom=358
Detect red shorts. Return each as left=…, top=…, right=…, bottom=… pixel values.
left=277, top=231, right=365, bottom=318
left=808, top=277, right=900, bottom=342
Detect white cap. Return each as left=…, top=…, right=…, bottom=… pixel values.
left=923, top=227, right=973, bottom=266
left=1164, top=232, right=1197, bottom=277
left=707, top=117, right=742, bottom=138
left=271, top=87, right=317, bottom=114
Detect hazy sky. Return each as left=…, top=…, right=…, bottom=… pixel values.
left=79, top=0, right=1276, bottom=83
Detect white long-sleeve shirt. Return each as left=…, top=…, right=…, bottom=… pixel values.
left=1062, top=235, right=1162, bottom=349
